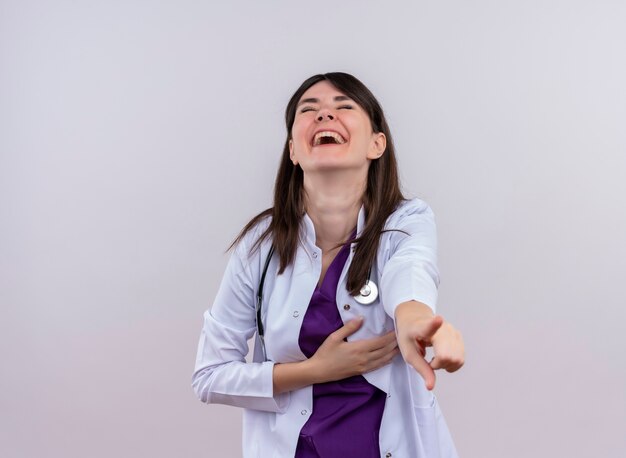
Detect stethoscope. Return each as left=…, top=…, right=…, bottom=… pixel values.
left=255, top=245, right=378, bottom=360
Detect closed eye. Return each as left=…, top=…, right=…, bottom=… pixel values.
left=300, top=106, right=317, bottom=113
left=338, top=105, right=354, bottom=110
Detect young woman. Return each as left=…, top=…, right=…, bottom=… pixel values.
left=193, top=72, right=464, bottom=457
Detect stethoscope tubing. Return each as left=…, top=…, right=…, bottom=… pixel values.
left=255, top=245, right=378, bottom=360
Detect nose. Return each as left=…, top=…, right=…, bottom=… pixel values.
left=316, top=109, right=334, bottom=122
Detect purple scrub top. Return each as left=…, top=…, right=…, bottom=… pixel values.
left=295, top=236, right=386, bottom=458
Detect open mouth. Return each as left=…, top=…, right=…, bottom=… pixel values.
left=312, top=131, right=346, bottom=146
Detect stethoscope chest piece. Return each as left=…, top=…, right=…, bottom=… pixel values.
left=354, top=280, right=378, bottom=305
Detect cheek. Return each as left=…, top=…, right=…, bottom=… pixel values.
left=346, top=125, right=370, bottom=148
left=345, top=116, right=371, bottom=140
left=290, top=125, right=303, bottom=144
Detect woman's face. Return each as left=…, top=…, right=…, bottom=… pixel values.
left=289, top=81, right=386, bottom=174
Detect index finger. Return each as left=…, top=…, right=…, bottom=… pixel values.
left=415, top=315, right=444, bottom=342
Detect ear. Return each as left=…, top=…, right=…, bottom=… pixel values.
left=367, top=132, right=387, bottom=159
left=289, top=139, right=298, bottom=165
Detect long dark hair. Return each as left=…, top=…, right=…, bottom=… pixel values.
left=231, top=72, right=405, bottom=295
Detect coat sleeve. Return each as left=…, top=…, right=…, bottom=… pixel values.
left=191, top=236, right=290, bottom=412
left=379, top=199, right=440, bottom=318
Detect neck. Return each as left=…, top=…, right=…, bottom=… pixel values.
left=303, top=170, right=366, bottom=252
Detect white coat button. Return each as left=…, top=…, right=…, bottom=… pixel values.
left=385, top=453, right=392, bottom=458
left=312, top=252, right=318, bottom=259
left=301, top=409, right=308, bottom=415
left=292, top=311, right=299, bottom=318
left=343, top=304, right=350, bottom=311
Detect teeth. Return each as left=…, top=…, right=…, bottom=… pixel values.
left=313, top=131, right=346, bottom=146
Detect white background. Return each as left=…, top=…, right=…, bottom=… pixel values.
left=2, top=1, right=625, bottom=456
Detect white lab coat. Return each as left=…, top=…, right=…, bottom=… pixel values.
left=193, top=198, right=459, bottom=458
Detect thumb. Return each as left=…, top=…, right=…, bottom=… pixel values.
left=405, top=345, right=436, bottom=391
left=332, top=316, right=364, bottom=340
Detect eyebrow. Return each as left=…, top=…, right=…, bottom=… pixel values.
left=297, top=95, right=352, bottom=107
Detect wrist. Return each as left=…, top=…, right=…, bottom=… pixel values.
left=273, top=358, right=324, bottom=394
left=302, top=357, right=325, bottom=385
left=394, top=300, right=434, bottom=323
